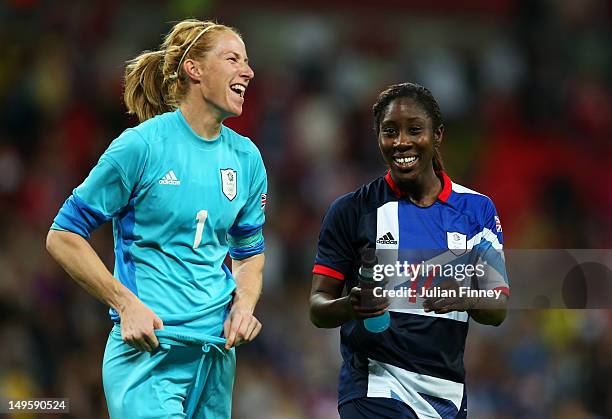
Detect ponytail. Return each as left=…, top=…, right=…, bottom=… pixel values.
left=124, top=50, right=173, bottom=122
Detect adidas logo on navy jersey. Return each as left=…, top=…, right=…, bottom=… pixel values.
left=159, top=170, right=181, bottom=185
left=376, top=232, right=397, bottom=245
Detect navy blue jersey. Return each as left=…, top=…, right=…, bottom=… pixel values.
left=313, top=171, right=508, bottom=418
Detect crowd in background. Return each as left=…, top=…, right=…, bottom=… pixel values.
left=1, top=0, right=611, bottom=418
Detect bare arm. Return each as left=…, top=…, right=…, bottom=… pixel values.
left=224, top=253, right=264, bottom=349
left=423, top=279, right=508, bottom=326
left=309, top=274, right=389, bottom=328
left=309, top=274, right=352, bottom=328
left=46, top=229, right=163, bottom=351
left=424, top=293, right=507, bottom=326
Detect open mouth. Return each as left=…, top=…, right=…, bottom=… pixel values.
left=393, top=155, right=419, bottom=169
left=229, top=83, right=246, bottom=98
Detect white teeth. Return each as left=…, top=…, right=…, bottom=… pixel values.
left=230, top=84, right=246, bottom=97
left=395, top=156, right=418, bottom=165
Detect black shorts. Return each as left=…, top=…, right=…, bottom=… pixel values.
left=339, top=397, right=418, bottom=419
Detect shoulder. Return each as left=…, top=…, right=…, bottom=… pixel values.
left=451, top=181, right=488, bottom=199
left=222, top=125, right=261, bottom=157
left=100, top=114, right=180, bottom=170
left=106, top=112, right=177, bottom=157
left=328, top=191, right=356, bottom=214
left=326, top=176, right=389, bottom=220
left=127, top=111, right=176, bottom=144
left=354, top=176, right=390, bottom=204
left=448, top=180, right=497, bottom=217
left=103, top=126, right=150, bottom=163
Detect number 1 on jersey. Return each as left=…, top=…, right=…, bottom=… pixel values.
left=193, top=210, right=208, bottom=249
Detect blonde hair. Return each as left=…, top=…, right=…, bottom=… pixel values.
left=124, top=19, right=240, bottom=122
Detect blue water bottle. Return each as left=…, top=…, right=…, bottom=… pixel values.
left=359, top=248, right=390, bottom=333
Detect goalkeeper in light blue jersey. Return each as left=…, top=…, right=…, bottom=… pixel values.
left=46, top=19, right=265, bottom=419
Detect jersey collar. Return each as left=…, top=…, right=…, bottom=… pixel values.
left=384, top=170, right=452, bottom=203
left=175, top=109, right=224, bottom=149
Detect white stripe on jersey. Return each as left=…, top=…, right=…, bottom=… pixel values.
left=367, top=358, right=464, bottom=418
left=467, top=227, right=503, bottom=250
left=376, top=201, right=400, bottom=270
left=390, top=308, right=469, bottom=322
left=376, top=201, right=399, bottom=250
left=451, top=182, right=486, bottom=197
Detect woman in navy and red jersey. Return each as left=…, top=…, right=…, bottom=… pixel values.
left=309, top=82, right=509, bottom=419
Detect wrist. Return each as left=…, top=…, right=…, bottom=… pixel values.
left=231, top=297, right=256, bottom=314
left=112, top=287, right=138, bottom=313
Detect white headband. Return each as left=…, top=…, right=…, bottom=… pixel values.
left=169, top=25, right=218, bottom=80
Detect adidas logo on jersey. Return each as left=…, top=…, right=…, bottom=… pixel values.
left=376, top=232, right=397, bottom=245
left=159, top=170, right=181, bottom=185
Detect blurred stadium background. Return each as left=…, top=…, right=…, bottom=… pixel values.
left=1, top=0, right=611, bottom=418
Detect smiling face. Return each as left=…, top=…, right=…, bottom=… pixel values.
left=378, top=97, right=443, bottom=187
left=195, top=31, right=254, bottom=119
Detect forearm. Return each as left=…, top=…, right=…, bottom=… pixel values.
left=309, top=293, right=353, bottom=328
left=46, top=229, right=136, bottom=311
left=468, top=297, right=507, bottom=326
left=231, top=253, right=264, bottom=312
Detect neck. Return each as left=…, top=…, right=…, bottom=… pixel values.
left=393, top=167, right=442, bottom=207
left=179, top=93, right=223, bottom=140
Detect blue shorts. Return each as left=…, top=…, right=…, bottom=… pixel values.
left=102, top=325, right=235, bottom=419
left=339, top=397, right=418, bottom=419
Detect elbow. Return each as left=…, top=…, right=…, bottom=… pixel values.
left=46, top=229, right=76, bottom=260
left=487, top=309, right=507, bottom=327
left=310, top=314, right=327, bottom=329
left=46, top=229, right=60, bottom=256
left=493, top=301, right=509, bottom=326
left=493, top=310, right=507, bottom=326
left=490, top=317, right=505, bottom=327
left=309, top=305, right=324, bottom=328
left=309, top=298, right=330, bottom=328
left=470, top=308, right=507, bottom=327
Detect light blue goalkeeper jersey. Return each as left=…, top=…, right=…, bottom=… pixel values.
left=51, top=109, right=267, bottom=337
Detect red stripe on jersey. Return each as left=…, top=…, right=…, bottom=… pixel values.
left=438, top=171, right=452, bottom=202
left=384, top=170, right=453, bottom=202
left=313, top=264, right=345, bottom=280
left=494, top=286, right=510, bottom=297
left=384, top=171, right=402, bottom=198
